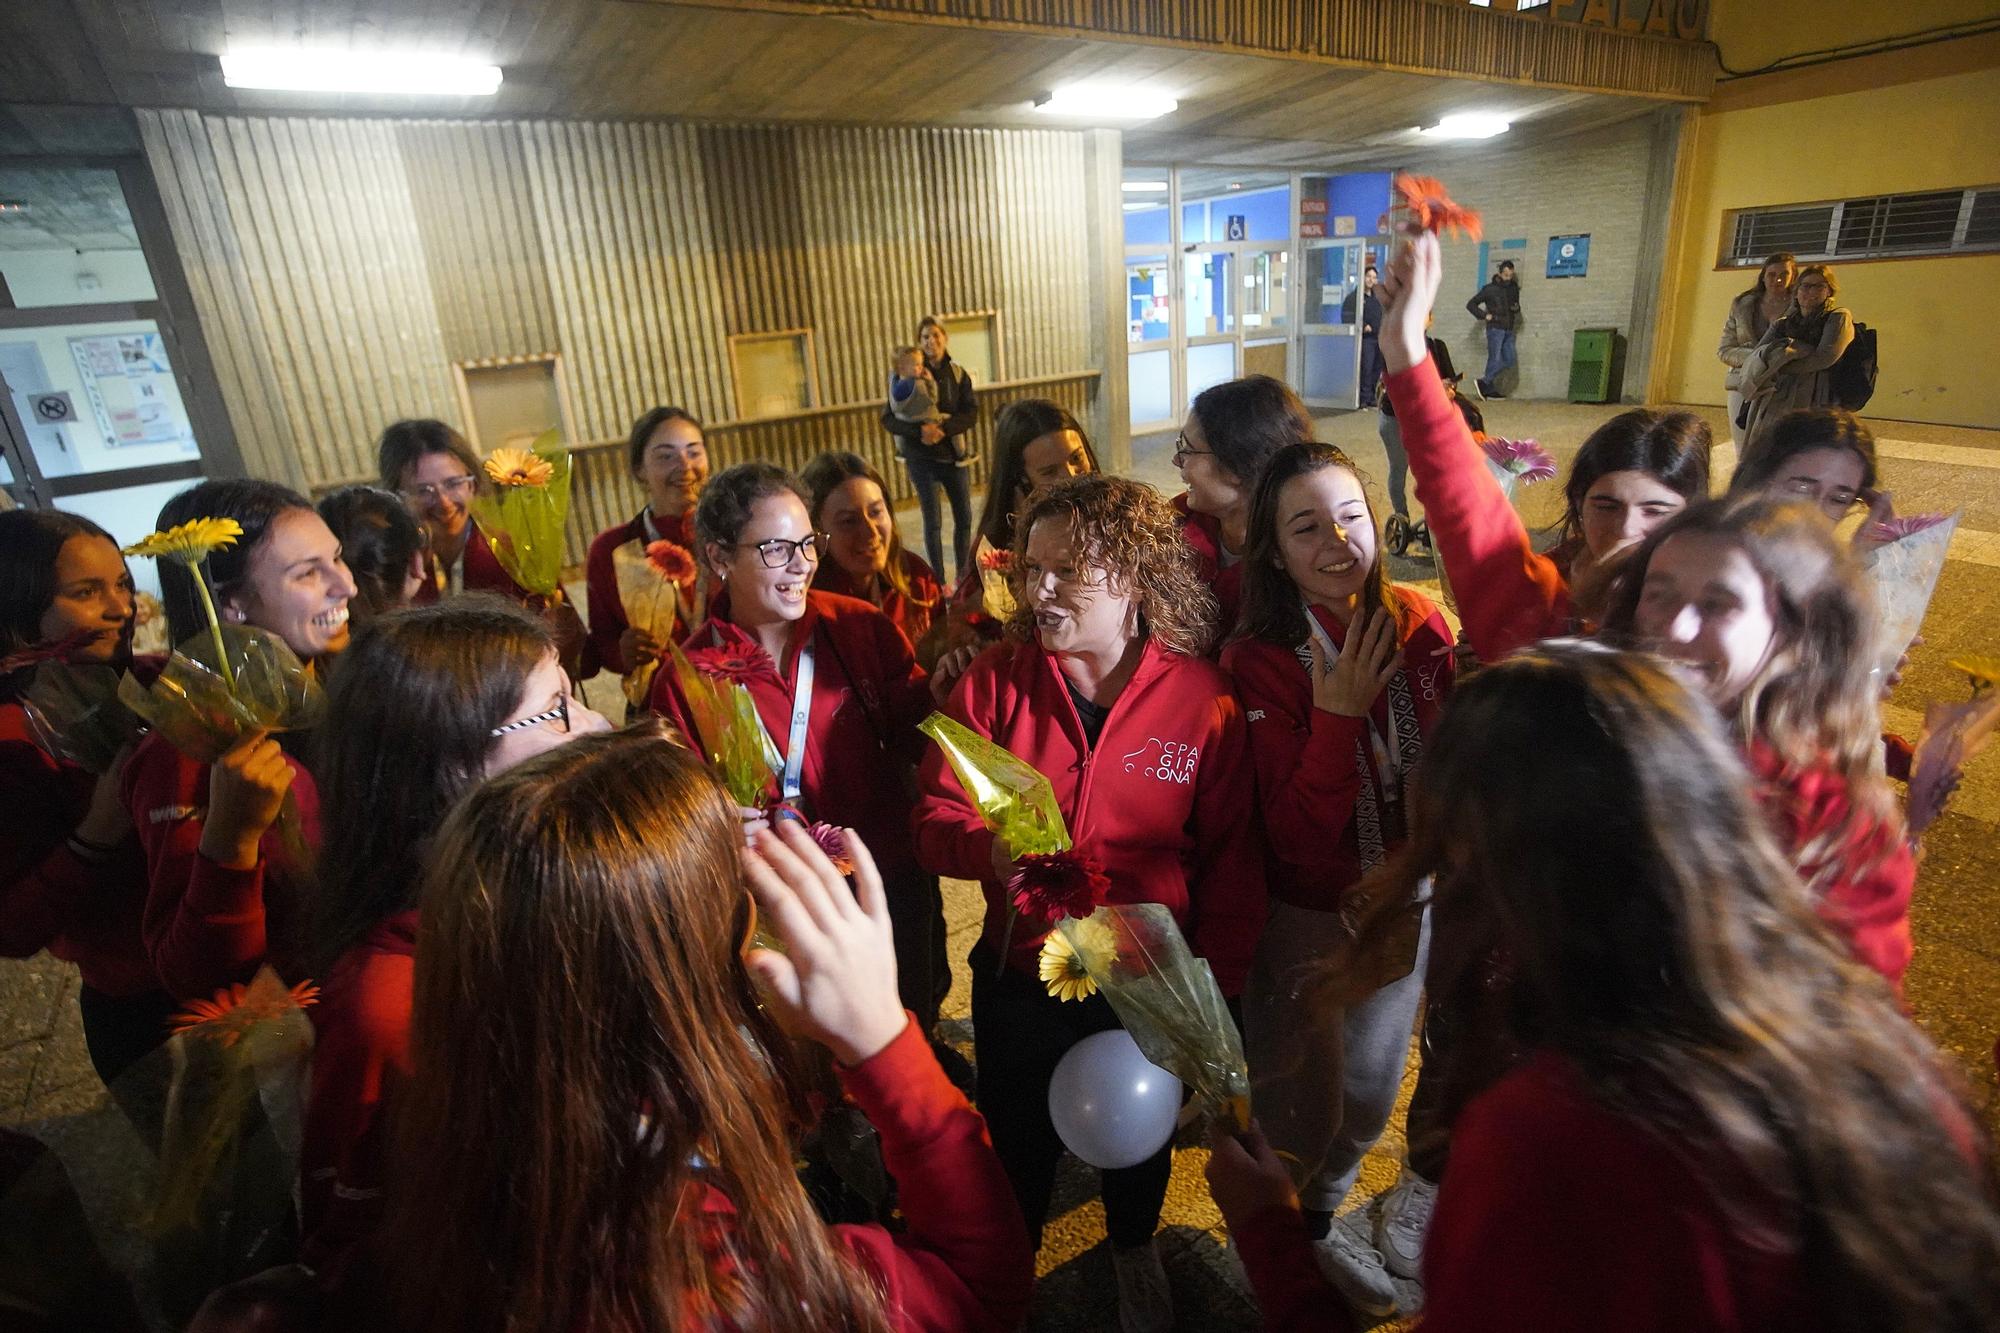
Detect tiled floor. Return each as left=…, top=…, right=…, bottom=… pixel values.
left=6, top=397, right=1996, bottom=1331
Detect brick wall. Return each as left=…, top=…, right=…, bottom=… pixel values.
left=1410, top=116, right=1659, bottom=402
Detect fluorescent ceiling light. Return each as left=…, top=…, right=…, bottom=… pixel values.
left=1122, top=201, right=1164, bottom=211
left=1034, top=85, right=1177, bottom=122
left=1122, top=180, right=1169, bottom=192
left=1417, top=112, right=1512, bottom=140
left=222, top=48, right=503, bottom=96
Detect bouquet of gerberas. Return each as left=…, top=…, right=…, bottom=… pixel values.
left=665, top=637, right=780, bottom=810
left=116, top=519, right=323, bottom=763
left=1906, top=655, right=2000, bottom=837
left=612, top=537, right=699, bottom=707
left=1431, top=436, right=1557, bottom=617
left=918, top=712, right=1110, bottom=976
left=1040, top=903, right=1251, bottom=1131
left=469, top=429, right=572, bottom=600
left=5, top=630, right=147, bottom=773
left=1857, top=511, right=1959, bottom=684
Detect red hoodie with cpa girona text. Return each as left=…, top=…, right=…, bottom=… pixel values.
left=911, top=636, right=1267, bottom=995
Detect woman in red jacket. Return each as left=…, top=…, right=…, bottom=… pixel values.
left=0, top=509, right=168, bottom=1086
left=1375, top=229, right=1708, bottom=663
left=377, top=418, right=592, bottom=679
left=802, top=450, right=942, bottom=648
left=583, top=406, right=709, bottom=688
left=121, top=480, right=356, bottom=1001
left=1208, top=643, right=2000, bottom=1333
left=1171, top=375, right=1316, bottom=637
left=301, top=596, right=610, bottom=1270
left=360, top=731, right=1033, bottom=1333
left=913, top=474, right=1266, bottom=1333
left=649, top=463, right=943, bottom=1029
left=1221, top=442, right=1455, bottom=1317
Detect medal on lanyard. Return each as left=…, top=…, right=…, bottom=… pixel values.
left=764, top=641, right=815, bottom=803
left=1302, top=601, right=1403, bottom=806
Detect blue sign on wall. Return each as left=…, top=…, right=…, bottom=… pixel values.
left=1547, top=234, right=1591, bottom=279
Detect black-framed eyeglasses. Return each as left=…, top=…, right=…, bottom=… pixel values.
left=491, top=693, right=569, bottom=738
left=1171, top=432, right=1212, bottom=466
left=737, top=533, right=828, bottom=568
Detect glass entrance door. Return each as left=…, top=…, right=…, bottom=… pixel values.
left=1298, top=238, right=1367, bottom=411
left=1182, top=245, right=1238, bottom=411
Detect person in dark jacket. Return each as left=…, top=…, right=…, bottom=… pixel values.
left=880, top=316, right=979, bottom=581
left=1342, top=264, right=1385, bottom=408
left=1465, top=260, right=1520, bottom=399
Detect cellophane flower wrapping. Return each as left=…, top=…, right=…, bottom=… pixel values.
left=1052, top=903, right=1251, bottom=1131
left=117, top=625, right=322, bottom=764
left=611, top=538, right=682, bottom=707
left=917, top=711, right=1072, bottom=855
left=468, top=428, right=572, bottom=598
left=1431, top=465, right=1522, bottom=618
left=1857, top=511, right=1958, bottom=681
left=21, top=659, right=147, bottom=773
left=1906, top=681, right=2000, bottom=836
left=664, top=637, right=778, bottom=809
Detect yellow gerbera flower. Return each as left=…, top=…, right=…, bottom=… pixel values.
left=1950, top=655, right=2000, bottom=692
left=483, top=446, right=553, bottom=488
left=123, top=517, right=243, bottom=565
left=1039, top=915, right=1117, bottom=1003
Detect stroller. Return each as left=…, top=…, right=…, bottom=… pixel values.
left=1383, top=512, right=1431, bottom=558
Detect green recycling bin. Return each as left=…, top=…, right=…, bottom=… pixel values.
left=1569, top=327, right=1616, bottom=403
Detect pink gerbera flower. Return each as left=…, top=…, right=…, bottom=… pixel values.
left=1865, top=512, right=1952, bottom=544
left=808, top=822, right=855, bottom=876
left=1480, top=436, right=1557, bottom=484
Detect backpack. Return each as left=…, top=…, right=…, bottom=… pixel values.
left=1830, top=321, right=1877, bottom=411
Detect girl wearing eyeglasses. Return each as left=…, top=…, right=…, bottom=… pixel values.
left=649, top=463, right=946, bottom=1030
left=300, top=596, right=609, bottom=1271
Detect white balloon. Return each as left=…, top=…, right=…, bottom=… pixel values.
left=1048, top=1029, right=1181, bottom=1170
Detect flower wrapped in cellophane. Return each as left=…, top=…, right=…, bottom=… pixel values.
left=1905, top=655, right=2000, bottom=836
left=5, top=630, right=147, bottom=773
left=1432, top=436, right=1556, bottom=617
left=1041, top=903, right=1251, bottom=1131
left=1857, top=511, right=1959, bottom=682
left=1393, top=172, right=1483, bottom=240
left=665, top=637, right=779, bottom=810
left=469, top=430, right=572, bottom=599
left=611, top=538, right=698, bottom=707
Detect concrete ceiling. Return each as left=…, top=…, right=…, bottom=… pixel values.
left=0, top=0, right=1670, bottom=170
left=0, top=165, right=140, bottom=250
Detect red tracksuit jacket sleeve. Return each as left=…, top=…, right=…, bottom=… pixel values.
left=1183, top=689, right=1267, bottom=997
left=1390, top=360, right=1571, bottom=660
left=584, top=525, right=632, bottom=677
left=833, top=1017, right=1034, bottom=1332
left=0, top=713, right=99, bottom=958
left=123, top=734, right=272, bottom=1000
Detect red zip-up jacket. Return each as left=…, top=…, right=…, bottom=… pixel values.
left=584, top=507, right=700, bottom=676
left=0, top=701, right=156, bottom=995
left=1389, top=359, right=1573, bottom=661
left=416, top=527, right=600, bottom=679
left=813, top=550, right=944, bottom=650
left=1173, top=493, right=1246, bottom=643
left=912, top=636, right=1267, bottom=995
left=300, top=908, right=416, bottom=1273
left=1232, top=1050, right=1811, bottom=1333
left=1747, top=743, right=1915, bottom=996
left=120, top=731, right=320, bottom=1000
left=1222, top=592, right=1455, bottom=912
left=649, top=590, right=932, bottom=872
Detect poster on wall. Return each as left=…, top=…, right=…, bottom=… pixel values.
left=67, top=332, right=198, bottom=454
left=1546, top=234, right=1591, bottom=279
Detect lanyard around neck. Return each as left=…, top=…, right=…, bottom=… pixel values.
left=1301, top=601, right=1404, bottom=803
left=758, top=639, right=815, bottom=802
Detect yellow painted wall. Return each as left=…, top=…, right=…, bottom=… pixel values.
left=1657, top=63, right=2000, bottom=427
left=1709, top=0, right=2000, bottom=73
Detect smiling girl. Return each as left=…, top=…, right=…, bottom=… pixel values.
left=802, top=451, right=942, bottom=648
left=121, top=479, right=356, bottom=999
left=584, top=406, right=711, bottom=677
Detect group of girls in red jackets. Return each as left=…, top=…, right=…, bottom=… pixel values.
left=6, top=218, right=2000, bottom=1333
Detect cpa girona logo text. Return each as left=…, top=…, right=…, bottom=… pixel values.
left=1120, top=737, right=1198, bottom=785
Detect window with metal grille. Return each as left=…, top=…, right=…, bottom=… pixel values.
left=1721, top=186, right=2000, bottom=266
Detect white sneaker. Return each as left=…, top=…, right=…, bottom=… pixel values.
left=1111, top=1239, right=1174, bottom=1333
left=1313, top=1222, right=1397, bottom=1318
left=1375, top=1167, right=1437, bottom=1281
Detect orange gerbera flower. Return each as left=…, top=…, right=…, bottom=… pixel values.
left=646, top=539, right=697, bottom=583
left=1394, top=172, right=1483, bottom=240
left=483, top=446, right=554, bottom=488
left=168, top=973, right=320, bottom=1047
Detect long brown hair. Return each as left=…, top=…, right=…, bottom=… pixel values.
left=1347, top=642, right=2000, bottom=1332
left=1552, top=410, right=1711, bottom=561
left=974, top=399, right=1100, bottom=551
left=1006, top=475, right=1216, bottom=658
left=383, top=725, right=893, bottom=1333
left=1237, top=441, right=1401, bottom=647
left=801, top=450, right=934, bottom=608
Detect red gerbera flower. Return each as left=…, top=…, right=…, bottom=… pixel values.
left=1394, top=172, right=1483, bottom=240
left=978, top=548, right=1013, bottom=572
left=168, top=974, right=320, bottom=1048
left=646, top=539, right=697, bottom=583
left=687, top=645, right=775, bottom=683
left=1008, top=850, right=1110, bottom=924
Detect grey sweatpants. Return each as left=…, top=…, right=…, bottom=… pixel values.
left=1243, top=897, right=1432, bottom=1214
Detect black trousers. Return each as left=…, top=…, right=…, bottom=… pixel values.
left=1358, top=335, right=1385, bottom=407
left=78, top=985, right=178, bottom=1151
left=887, top=867, right=950, bottom=1033
left=969, top=942, right=1173, bottom=1250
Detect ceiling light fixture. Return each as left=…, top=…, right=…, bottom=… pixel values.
left=1033, top=85, right=1178, bottom=122
left=221, top=48, right=503, bottom=96
left=1416, top=112, right=1513, bottom=140
left=1122, top=201, right=1164, bottom=212
left=1121, top=180, right=1169, bottom=192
